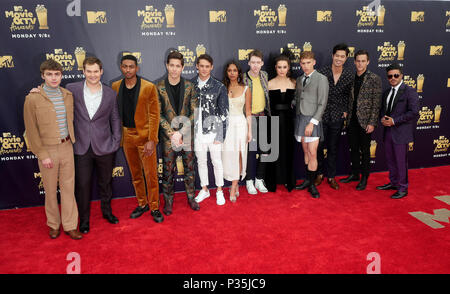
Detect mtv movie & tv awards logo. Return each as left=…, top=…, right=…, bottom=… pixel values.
left=356, top=4, right=385, bottom=33
left=377, top=41, right=405, bottom=67
left=4, top=5, right=51, bottom=38
left=254, top=4, right=287, bottom=35
left=176, top=44, right=206, bottom=75
left=137, top=4, right=176, bottom=37
left=46, top=47, right=86, bottom=79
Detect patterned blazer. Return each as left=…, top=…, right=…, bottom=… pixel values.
left=156, top=77, right=197, bottom=141
left=347, top=70, right=382, bottom=129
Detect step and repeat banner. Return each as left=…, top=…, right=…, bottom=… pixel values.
left=1, top=0, right=449, bottom=209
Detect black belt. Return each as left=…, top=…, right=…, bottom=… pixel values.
left=273, top=105, right=290, bottom=110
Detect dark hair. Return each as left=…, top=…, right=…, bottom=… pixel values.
left=196, top=53, right=213, bottom=65
left=248, top=49, right=263, bottom=61
left=40, top=59, right=63, bottom=74
left=223, top=60, right=244, bottom=89
left=354, top=49, right=370, bottom=61
left=333, top=43, right=350, bottom=56
left=83, top=56, right=103, bottom=70
left=274, top=54, right=292, bottom=78
left=167, top=51, right=184, bottom=67
left=121, top=54, right=138, bottom=65
left=386, top=63, right=403, bottom=74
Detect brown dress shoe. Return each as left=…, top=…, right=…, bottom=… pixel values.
left=314, top=174, right=324, bottom=186
left=327, top=178, right=339, bottom=190
left=49, top=227, right=60, bottom=239
left=65, top=230, right=83, bottom=240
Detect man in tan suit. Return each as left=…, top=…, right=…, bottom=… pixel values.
left=23, top=59, right=82, bottom=240
left=111, top=55, right=163, bottom=223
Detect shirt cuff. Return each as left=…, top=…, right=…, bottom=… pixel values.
left=310, top=118, right=319, bottom=125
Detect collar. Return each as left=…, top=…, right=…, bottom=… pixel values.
left=84, top=80, right=102, bottom=94
left=391, top=80, right=403, bottom=92
left=304, top=70, right=316, bottom=78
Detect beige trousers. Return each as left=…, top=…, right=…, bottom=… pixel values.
left=38, top=140, right=78, bottom=231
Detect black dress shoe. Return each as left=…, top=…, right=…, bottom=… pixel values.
left=356, top=176, right=368, bottom=190
left=295, top=180, right=310, bottom=190
left=130, top=204, right=149, bottom=219
left=79, top=222, right=89, bottom=234
left=376, top=183, right=398, bottom=190
left=391, top=191, right=408, bottom=199
left=103, top=214, right=119, bottom=224
left=340, top=174, right=360, bottom=183
left=308, top=184, right=320, bottom=198
left=188, top=197, right=200, bottom=211
left=151, top=210, right=164, bottom=223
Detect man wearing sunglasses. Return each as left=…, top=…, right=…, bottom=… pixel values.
left=377, top=63, right=419, bottom=199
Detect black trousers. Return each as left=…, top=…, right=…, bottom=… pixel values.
left=347, top=119, right=372, bottom=177
left=75, top=146, right=115, bottom=224
left=246, top=115, right=267, bottom=181
left=317, top=119, right=344, bottom=178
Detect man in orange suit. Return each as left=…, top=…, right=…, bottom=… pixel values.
left=111, top=55, right=163, bottom=223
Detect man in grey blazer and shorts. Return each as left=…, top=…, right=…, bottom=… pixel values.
left=294, top=51, right=329, bottom=198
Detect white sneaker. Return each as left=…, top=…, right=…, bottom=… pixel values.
left=246, top=180, right=257, bottom=195
left=216, top=190, right=225, bottom=205
left=255, top=178, right=268, bottom=193
left=195, top=189, right=210, bottom=203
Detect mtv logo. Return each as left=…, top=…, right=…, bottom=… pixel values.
left=411, top=11, right=424, bottom=22
left=238, top=49, right=254, bottom=61
left=0, top=56, right=14, bottom=68
left=14, top=6, right=23, bottom=11
left=112, top=167, right=124, bottom=177
left=209, top=10, right=226, bottom=22
left=123, top=52, right=142, bottom=64
left=54, top=49, right=63, bottom=54
left=430, top=45, right=443, bottom=55
left=87, top=11, right=107, bottom=23
left=316, top=11, right=332, bottom=22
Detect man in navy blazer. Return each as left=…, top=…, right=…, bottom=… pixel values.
left=66, top=57, right=122, bottom=233
left=377, top=63, right=419, bottom=199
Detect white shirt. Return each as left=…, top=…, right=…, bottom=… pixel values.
left=196, top=77, right=216, bottom=143
left=83, top=81, right=102, bottom=119
left=386, top=80, right=403, bottom=112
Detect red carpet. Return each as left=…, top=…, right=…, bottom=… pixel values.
left=0, top=166, right=449, bottom=274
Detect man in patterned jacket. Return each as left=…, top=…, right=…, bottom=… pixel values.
left=156, top=51, right=200, bottom=215
left=191, top=54, right=229, bottom=206
left=340, top=50, right=382, bottom=190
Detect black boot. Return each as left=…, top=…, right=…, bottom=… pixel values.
left=308, top=170, right=320, bottom=198
left=187, top=196, right=200, bottom=211
left=356, top=175, right=368, bottom=191
left=295, top=169, right=311, bottom=190
left=163, top=195, right=173, bottom=216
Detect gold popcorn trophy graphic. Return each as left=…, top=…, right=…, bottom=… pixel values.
left=176, top=156, right=184, bottom=175
left=74, top=47, right=86, bottom=71
left=434, top=105, right=442, bottom=123
left=416, top=74, right=424, bottom=93
left=377, top=5, right=385, bottom=26
left=370, top=140, right=377, bottom=158
left=397, top=41, right=405, bottom=60
left=196, top=44, right=206, bottom=57
left=278, top=5, right=287, bottom=27
left=408, top=142, right=414, bottom=151
left=165, top=5, right=175, bottom=28
left=303, top=42, right=312, bottom=52
left=35, top=4, right=49, bottom=29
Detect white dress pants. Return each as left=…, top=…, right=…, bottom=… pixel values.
left=195, top=140, right=224, bottom=188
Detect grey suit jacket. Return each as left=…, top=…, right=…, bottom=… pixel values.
left=66, top=81, right=122, bottom=156
left=295, top=70, right=329, bottom=122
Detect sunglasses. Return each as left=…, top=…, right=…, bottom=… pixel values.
left=387, top=74, right=401, bottom=79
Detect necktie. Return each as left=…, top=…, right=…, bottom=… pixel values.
left=303, top=75, right=309, bottom=88
left=386, top=87, right=395, bottom=116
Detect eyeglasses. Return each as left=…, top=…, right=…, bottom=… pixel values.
left=387, top=74, right=401, bottom=79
